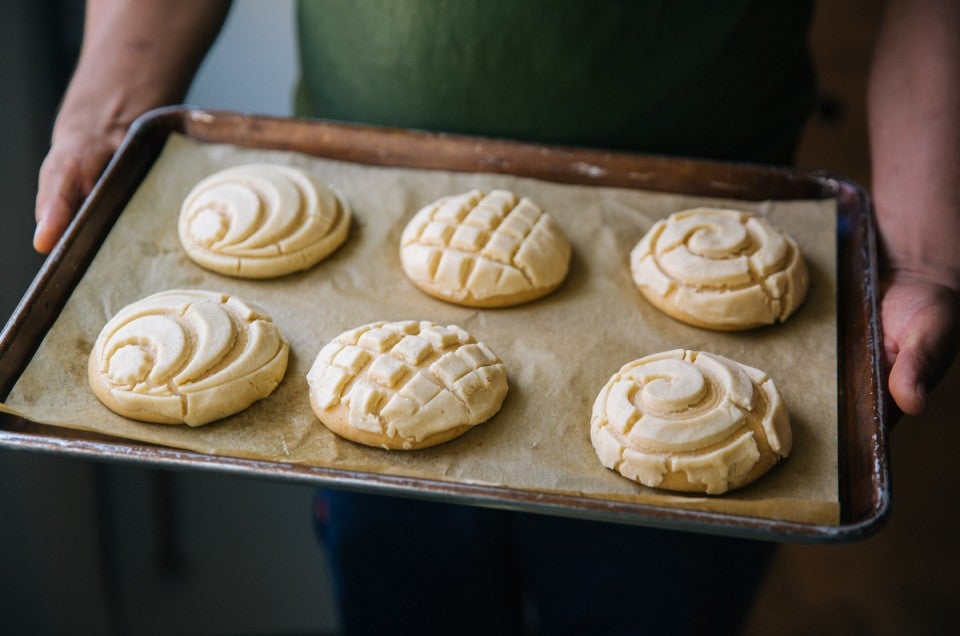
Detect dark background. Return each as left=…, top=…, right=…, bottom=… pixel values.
left=1, top=2, right=957, bottom=634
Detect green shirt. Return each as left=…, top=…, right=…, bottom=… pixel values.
left=295, top=0, right=815, bottom=164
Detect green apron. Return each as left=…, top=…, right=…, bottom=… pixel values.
left=295, top=0, right=815, bottom=164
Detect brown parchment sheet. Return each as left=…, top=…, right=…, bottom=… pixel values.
left=3, top=134, right=839, bottom=524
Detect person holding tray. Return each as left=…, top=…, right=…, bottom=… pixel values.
left=31, top=1, right=960, bottom=634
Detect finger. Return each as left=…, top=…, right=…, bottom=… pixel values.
left=886, top=298, right=960, bottom=416
left=888, top=347, right=928, bottom=416
left=34, top=188, right=82, bottom=254
left=34, top=154, right=85, bottom=254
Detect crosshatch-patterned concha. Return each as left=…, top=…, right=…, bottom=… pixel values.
left=400, top=189, right=572, bottom=307
left=307, top=320, right=509, bottom=450
left=88, top=289, right=289, bottom=426
left=590, top=349, right=792, bottom=494
left=630, top=207, right=809, bottom=330
left=178, top=163, right=351, bottom=278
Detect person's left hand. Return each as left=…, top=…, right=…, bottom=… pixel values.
left=880, top=269, right=960, bottom=417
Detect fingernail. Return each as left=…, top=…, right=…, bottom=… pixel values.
left=916, top=382, right=927, bottom=408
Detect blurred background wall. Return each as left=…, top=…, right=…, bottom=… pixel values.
left=1, top=1, right=958, bottom=635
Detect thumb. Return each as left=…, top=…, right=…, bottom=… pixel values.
left=888, top=343, right=930, bottom=416
left=884, top=284, right=960, bottom=416
left=34, top=137, right=115, bottom=254
left=34, top=154, right=85, bottom=254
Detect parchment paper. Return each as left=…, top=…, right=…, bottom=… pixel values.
left=3, top=134, right=839, bottom=524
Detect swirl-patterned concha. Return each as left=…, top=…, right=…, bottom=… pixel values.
left=88, top=290, right=289, bottom=426
left=630, top=208, right=808, bottom=330
left=591, top=349, right=792, bottom=494
left=307, top=320, right=509, bottom=450
left=178, top=163, right=351, bottom=278
left=400, top=189, right=571, bottom=307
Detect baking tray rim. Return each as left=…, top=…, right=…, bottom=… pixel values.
left=0, top=106, right=891, bottom=543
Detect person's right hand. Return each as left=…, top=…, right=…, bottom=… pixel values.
left=31, top=0, right=233, bottom=254
left=33, top=121, right=126, bottom=254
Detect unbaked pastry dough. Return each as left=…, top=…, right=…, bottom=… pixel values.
left=178, top=163, right=350, bottom=278
left=630, top=207, right=808, bottom=330
left=307, top=320, right=509, bottom=450
left=591, top=349, right=791, bottom=494
left=400, top=189, right=571, bottom=307
left=88, top=289, right=289, bottom=426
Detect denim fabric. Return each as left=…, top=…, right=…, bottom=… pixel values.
left=314, top=489, right=775, bottom=635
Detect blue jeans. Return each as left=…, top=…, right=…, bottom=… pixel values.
left=314, top=490, right=775, bottom=635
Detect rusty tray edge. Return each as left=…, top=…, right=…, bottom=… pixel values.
left=0, top=106, right=891, bottom=543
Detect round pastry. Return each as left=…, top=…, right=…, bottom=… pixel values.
left=178, top=163, right=351, bottom=278
left=400, top=189, right=571, bottom=307
left=630, top=207, right=808, bottom=330
left=307, top=320, right=509, bottom=450
left=590, top=349, right=792, bottom=494
left=88, top=289, right=289, bottom=426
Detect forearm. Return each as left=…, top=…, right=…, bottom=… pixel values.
left=56, top=0, right=232, bottom=143
left=868, top=0, right=960, bottom=414
left=868, top=0, right=960, bottom=290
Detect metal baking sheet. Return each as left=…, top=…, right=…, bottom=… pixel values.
left=0, top=107, right=891, bottom=542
